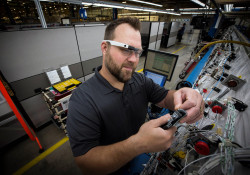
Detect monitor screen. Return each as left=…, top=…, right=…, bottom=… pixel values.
left=144, top=70, right=167, bottom=87
left=144, top=49, right=178, bottom=81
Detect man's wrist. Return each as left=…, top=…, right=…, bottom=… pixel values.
left=128, top=134, right=146, bottom=155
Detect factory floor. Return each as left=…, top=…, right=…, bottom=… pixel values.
left=2, top=31, right=200, bottom=175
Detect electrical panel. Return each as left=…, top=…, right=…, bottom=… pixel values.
left=141, top=26, right=250, bottom=175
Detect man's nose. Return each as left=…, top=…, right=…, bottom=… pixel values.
left=127, top=51, right=138, bottom=62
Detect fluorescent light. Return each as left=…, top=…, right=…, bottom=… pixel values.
left=181, top=11, right=215, bottom=14
left=190, top=0, right=206, bottom=7
left=124, top=7, right=143, bottom=11
left=81, top=2, right=92, bottom=6
left=84, top=24, right=105, bottom=27
left=141, top=8, right=181, bottom=15
left=75, top=24, right=105, bottom=27
left=119, top=12, right=156, bottom=15
left=156, top=11, right=181, bottom=15
left=143, top=9, right=158, bottom=13
left=39, top=0, right=55, bottom=2
left=167, top=12, right=181, bottom=16
left=180, top=8, right=208, bottom=11
left=93, top=3, right=124, bottom=9
left=128, top=0, right=162, bottom=7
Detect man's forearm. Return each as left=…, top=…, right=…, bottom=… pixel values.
left=75, top=135, right=143, bottom=175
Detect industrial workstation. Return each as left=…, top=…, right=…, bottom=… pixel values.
left=1, top=0, right=250, bottom=174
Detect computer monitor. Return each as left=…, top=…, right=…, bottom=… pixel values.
left=144, top=70, right=167, bottom=87
left=144, top=49, right=178, bottom=82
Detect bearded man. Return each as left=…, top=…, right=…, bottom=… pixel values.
left=67, top=17, right=204, bottom=175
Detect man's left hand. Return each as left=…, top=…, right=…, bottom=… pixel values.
left=173, top=87, right=204, bottom=124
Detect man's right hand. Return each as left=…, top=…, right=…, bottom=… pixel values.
left=133, top=114, right=177, bottom=153
left=74, top=115, right=176, bottom=175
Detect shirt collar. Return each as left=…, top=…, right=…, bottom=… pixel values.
left=95, top=65, right=134, bottom=95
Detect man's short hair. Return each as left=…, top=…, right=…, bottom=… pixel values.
left=104, top=17, right=141, bottom=40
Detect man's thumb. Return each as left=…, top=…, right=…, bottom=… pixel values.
left=152, top=114, right=171, bottom=127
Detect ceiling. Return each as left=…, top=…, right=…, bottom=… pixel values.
left=215, top=0, right=250, bottom=4
left=105, top=0, right=250, bottom=15
left=109, top=0, right=208, bottom=9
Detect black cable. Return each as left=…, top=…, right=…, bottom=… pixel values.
left=73, top=25, right=85, bottom=82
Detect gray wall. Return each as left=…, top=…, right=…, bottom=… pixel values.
left=148, top=22, right=164, bottom=51
left=141, top=22, right=151, bottom=35
left=75, top=26, right=105, bottom=61
left=0, top=28, right=80, bottom=83
left=155, top=22, right=164, bottom=50
left=148, top=22, right=159, bottom=50
left=167, top=22, right=180, bottom=47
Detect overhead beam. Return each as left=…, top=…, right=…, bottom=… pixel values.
left=215, top=0, right=250, bottom=4
left=211, top=0, right=224, bottom=14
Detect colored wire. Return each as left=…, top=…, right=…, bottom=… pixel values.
left=194, top=40, right=250, bottom=60
left=204, top=51, right=230, bottom=102
left=184, top=148, right=194, bottom=175
left=178, top=153, right=220, bottom=175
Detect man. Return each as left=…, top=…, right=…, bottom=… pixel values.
left=177, top=23, right=186, bottom=42
left=67, top=17, right=204, bottom=175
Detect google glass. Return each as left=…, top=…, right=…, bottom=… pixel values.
left=103, top=40, right=143, bottom=58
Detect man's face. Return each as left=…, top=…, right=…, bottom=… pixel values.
left=105, top=48, right=136, bottom=83
left=103, top=23, right=142, bottom=83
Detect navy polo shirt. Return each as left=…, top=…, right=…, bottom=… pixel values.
left=67, top=66, right=168, bottom=157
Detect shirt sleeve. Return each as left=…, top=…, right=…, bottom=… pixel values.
left=141, top=74, right=168, bottom=104
left=66, top=90, right=101, bottom=157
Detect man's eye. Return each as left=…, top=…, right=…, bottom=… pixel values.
left=121, top=48, right=131, bottom=55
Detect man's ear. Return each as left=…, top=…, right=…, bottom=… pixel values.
left=101, top=41, right=108, bottom=55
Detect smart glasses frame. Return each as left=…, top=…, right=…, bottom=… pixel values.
left=103, top=40, right=143, bottom=58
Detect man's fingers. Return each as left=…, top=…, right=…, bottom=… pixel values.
left=186, top=115, right=202, bottom=124
left=166, top=126, right=177, bottom=133
left=178, top=99, right=197, bottom=110
left=173, top=87, right=205, bottom=124
left=180, top=108, right=199, bottom=123
left=151, top=114, right=171, bottom=127
left=173, top=91, right=183, bottom=110
left=180, top=99, right=204, bottom=123
left=200, top=99, right=205, bottom=115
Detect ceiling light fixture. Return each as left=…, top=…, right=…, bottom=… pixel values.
left=119, top=12, right=156, bottom=15
left=166, top=12, right=181, bottom=16
left=125, top=7, right=143, bottom=11
left=94, top=3, right=124, bottom=9
left=180, top=8, right=208, bottom=11
left=157, top=11, right=181, bottom=15
left=128, top=0, right=162, bottom=7
left=181, top=11, right=215, bottom=14
left=143, top=9, right=158, bottom=13
left=81, top=2, right=92, bottom=6
left=190, top=0, right=206, bottom=7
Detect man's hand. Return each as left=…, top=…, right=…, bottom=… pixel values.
left=133, top=115, right=177, bottom=153
left=74, top=115, right=176, bottom=174
left=173, top=87, right=204, bottom=124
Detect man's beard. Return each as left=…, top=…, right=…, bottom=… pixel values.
left=105, top=53, right=136, bottom=83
